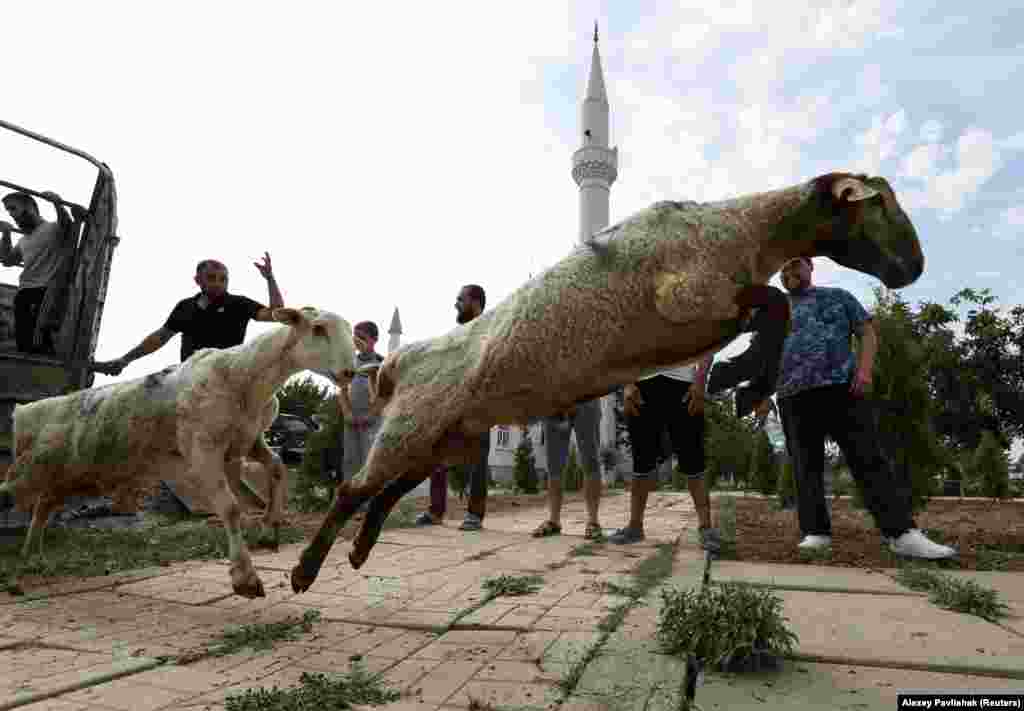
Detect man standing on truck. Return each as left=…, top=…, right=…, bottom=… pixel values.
left=92, top=254, right=283, bottom=374
left=0, top=191, right=82, bottom=355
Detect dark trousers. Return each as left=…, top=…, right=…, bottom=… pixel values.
left=779, top=383, right=914, bottom=538
left=429, top=431, right=491, bottom=519
left=14, top=287, right=55, bottom=355
left=626, top=376, right=705, bottom=479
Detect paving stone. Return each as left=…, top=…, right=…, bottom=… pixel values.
left=404, top=659, right=486, bottom=703
left=380, top=657, right=445, bottom=694
left=780, top=589, right=1024, bottom=674
left=59, top=677, right=200, bottom=711
left=450, top=679, right=562, bottom=709
left=411, top=640, right=508, bottom=663
left=706, top=560, right=923, bottom=595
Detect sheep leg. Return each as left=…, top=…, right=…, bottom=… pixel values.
left=291, top=480, right=369, bottom=593
left=187, top=443, right=265, bottom=598
left=247, top=439, right=289, bottom=550
left=21, top=496, right=56, bottom=558
left=349, top=472, right=427, bottom=570
left=223, top=457, right=268, bottom=512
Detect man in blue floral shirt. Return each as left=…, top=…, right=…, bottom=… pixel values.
left=758, top=257, right=954, bottom=559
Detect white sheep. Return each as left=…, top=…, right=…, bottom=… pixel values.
left=291, top=173, right=925, bottom=593
left=1, top=306, right=355, bottom=598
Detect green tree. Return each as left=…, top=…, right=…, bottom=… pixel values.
left=749, top=431, right=778, bottom=495
left=277, top=375, right=330, bottom=419
left=870, top=287, right=945, bottom=511
left=970, top=430, right=1010, bottom=500
left=704, top=394, right=757, bottom=489
left=513, top=428, right=540, bottom=494
left=294, top=392, right=343, bottom=512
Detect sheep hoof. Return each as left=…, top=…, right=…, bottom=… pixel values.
left=233, top=577, right=266, bottom=599
left=290, top=564, right=317, bottom=593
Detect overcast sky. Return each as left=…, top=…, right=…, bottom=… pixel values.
left=3, top=2, right=1022, bottom=398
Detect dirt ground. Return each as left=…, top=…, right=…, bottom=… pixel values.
left=725, top=494, right=1024, bottom=571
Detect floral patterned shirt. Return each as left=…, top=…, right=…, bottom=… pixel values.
left=776, top=286, right=870, bottom=399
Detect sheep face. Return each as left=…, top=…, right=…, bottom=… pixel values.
left=273, top=307, right=356, bottom=386
left=812, top=174, right=924, bottom=289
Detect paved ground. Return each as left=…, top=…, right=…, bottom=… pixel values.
left=1, top=491, right=1022, bottom=710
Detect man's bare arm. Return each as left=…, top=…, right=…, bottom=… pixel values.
left=120, top=327, right=175, bottom=364
left=93, top=327, right=175, bottom=375
left=0, top=227, right=23, bottom=266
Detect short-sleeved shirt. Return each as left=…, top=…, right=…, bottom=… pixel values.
left=164, top=292, right=264, bottom=362
left=15, top=220, right=64, bottom=289
left=776, top=286, right=870, bottom=399
left=639, top=363, right=696, bottom=383
left=348, top=351, right=385, bottom=417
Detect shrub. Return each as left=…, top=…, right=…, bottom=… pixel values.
left=562, top=444, right=585, bottom=492
left=749, top=431, right=778, bottom=495
left=656, top=583, right=798, bottom=666
left=972, top=430, right=1011, bottom=500
left=776, top=458, right=796, bottom=507
left=513, top=429, right=540, bottom=494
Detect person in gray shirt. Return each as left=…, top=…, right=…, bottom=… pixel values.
left=0, top=191, right=81, bottom=355
left=337, top=321, right=385, bottom=481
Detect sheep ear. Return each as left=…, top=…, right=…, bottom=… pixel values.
left=832, top=176, right=879, bottom=202
left=272, top=308, right=305, bottom=326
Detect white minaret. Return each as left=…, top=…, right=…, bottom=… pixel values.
left=387, top=307, right=402, bottom=355
left=572, top=23, right=620, bottom=471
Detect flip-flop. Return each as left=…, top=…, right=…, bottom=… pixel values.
left=531, top=520, right=562, bottom=538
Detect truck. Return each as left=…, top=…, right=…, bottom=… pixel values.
left=1, top=118, right=119, bottom=526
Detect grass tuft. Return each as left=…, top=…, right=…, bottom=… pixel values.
left=225, top=661, right=399, bottom=711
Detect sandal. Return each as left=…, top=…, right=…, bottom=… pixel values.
left=584, top=522, right=605, bottom=541
left=531, top=520, right=562, bottom=538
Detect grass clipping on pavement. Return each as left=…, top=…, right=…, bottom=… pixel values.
left=225, top=660, right=400, bottom=711
left=895, top=564, right=1011, bottom=622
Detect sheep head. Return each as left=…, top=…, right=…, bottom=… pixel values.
left=272, top=307, right=356, bottom=387
left=810, top=173, right=924, bottom=289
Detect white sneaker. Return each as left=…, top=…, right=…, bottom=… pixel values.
left=798, top=534, right=832, bottom=550
left=888, top=529, right=956, bottom=559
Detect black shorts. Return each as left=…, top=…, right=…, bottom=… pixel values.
left=626, top=375, right=705, bottom=479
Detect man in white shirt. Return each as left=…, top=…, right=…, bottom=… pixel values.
left=610, top=354, right=717, bottom=549
left=0, top=191, right=79, bottom=355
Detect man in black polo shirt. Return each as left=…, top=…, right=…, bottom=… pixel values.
left=92, top=253, right=283, bottom=374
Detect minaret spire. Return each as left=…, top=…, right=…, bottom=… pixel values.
left=571, top=24, right=621, bottom=472
left=387, top=307, right=402, bottom=355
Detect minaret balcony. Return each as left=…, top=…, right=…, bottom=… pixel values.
left=572, top=145, right=618, bottom=186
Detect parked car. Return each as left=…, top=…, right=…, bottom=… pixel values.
left=265, top=412, right=320, bottom=464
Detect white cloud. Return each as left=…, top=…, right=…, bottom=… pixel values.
left=853, top=110, right=908, bottom=174
left=920, top=119, right=944, bottom=143
left=1002, top=206, right=1024, bottom=227
left=928, top=128, right=1002, bottom=217
left=901, top=143, right=946, bottom=180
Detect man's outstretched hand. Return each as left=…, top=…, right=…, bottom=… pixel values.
left=254, top=252, right=274, bottom=280
left=92, top=358, right=127, bottom=376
